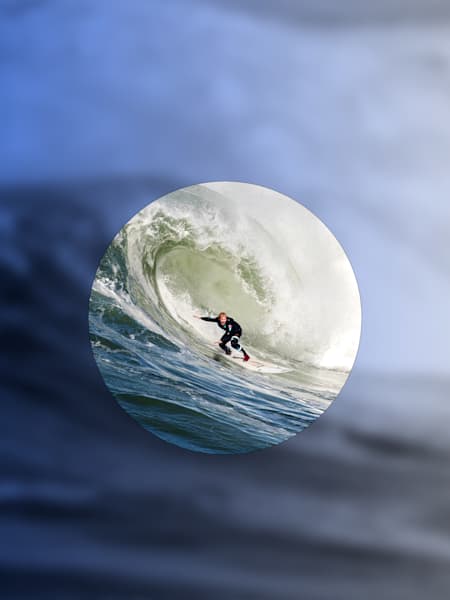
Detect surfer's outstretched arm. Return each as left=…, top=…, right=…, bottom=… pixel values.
left=198, top=316, right=218, bottom=322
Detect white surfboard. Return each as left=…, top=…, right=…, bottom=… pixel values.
left=212, top=343, right=289, bottom=374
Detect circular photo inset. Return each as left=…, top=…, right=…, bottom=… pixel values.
left=89, top=182, right=361, bottom=453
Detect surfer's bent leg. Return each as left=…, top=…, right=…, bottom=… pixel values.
left=220, top=330, right=250, bottom=361
left=230, top=336, right=241, bottom=351
left=231, top=334, right=250, bottom=360
left=220, top=332, right=232, bottom=355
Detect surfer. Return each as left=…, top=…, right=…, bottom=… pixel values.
left=195, top=312, right=250, bottom=361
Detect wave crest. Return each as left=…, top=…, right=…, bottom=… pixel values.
left=94, top=183, right=360, bottom=371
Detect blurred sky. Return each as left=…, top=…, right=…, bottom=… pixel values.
left=1, top=0, right=449, bottom=376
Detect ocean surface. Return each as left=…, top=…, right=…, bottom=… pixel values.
left=89, top=183, right=358, bottom=453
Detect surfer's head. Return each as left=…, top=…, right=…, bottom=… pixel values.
left=218, top=312, right=227, bottom=325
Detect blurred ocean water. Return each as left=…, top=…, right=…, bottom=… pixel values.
left=1, top=1, right=450, bottom=598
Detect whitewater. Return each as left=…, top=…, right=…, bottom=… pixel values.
left=89, top=182, right=361, bottom=453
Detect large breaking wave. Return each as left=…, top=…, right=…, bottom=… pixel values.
left=89, top=182, right=361, bottom=452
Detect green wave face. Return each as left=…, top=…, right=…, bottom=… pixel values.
left=157, top=246, right=271, bottom=337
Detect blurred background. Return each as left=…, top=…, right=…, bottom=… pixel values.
left=1, top=1, right=450, bottom=598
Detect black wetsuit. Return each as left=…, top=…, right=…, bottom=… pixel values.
left=200, top=316, right=248, bottom=357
